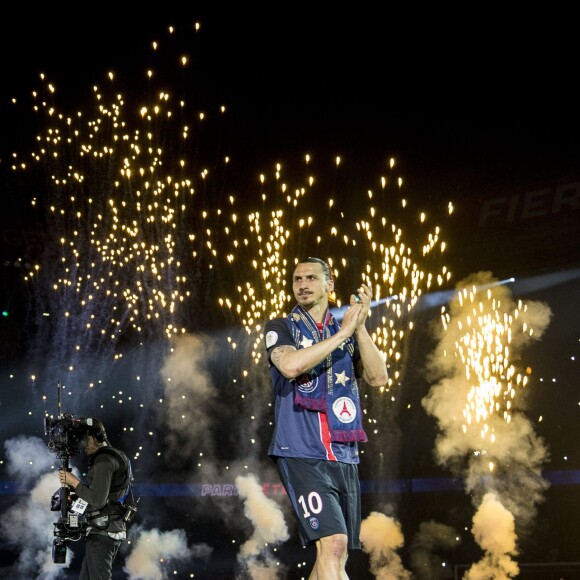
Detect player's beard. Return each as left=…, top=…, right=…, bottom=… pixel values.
left=296, top=292, right=321, bottom=310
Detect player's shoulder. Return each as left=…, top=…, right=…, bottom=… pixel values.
left=265, top=317, right=293, bottom=350
left=265, top=317, right=288, bottom=331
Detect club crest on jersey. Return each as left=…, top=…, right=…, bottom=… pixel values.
left=309, top=517, right=320, bottom=530
left=265, top=331, right=279, bottom=349
left=296, top=371, right=318, bottom=394
left=332, top=397, right=357, bottom=424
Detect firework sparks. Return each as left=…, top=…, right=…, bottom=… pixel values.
left=18, top=75, right=224, bottom=344
left=216, top=156, right=453, bottom=391
left=439, top=277, right=539, bottom=443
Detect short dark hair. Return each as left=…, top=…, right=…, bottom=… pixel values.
left=88, top=418, right=107, bottom=443
left=298, top=257, right=332, bottom=280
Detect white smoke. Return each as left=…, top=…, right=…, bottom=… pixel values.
left=0, top=436, right=71, bottom=578
left=148, top=333, right=293, bottom=578
left=159, top=333, right=218, bottom=461
left=5, top=434, right=56, bottom=487
left=360, top=511, right=411, bottom=579
left=235, top=473, right=289, bottom=579
left=123, top=526, right=211, bottom=579
left=464, top=492, right=519, bottom=579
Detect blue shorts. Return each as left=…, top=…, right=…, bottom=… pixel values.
left=276, top=457, right=361, bottom=549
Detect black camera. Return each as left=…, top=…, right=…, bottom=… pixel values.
left=44, top=413, right=98, bottom=459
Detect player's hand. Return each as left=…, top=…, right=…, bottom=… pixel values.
left=341, top=301, right=362, bottom=336
left=351, top=283, right=372, bottom=327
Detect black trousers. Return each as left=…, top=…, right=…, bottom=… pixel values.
left=79, top=533, right=122, bottom=580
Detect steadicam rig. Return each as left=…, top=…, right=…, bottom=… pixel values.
left=44, top=383, right=95, bottom=563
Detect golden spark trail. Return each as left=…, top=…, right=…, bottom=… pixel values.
left=217, top=156, right=453, bottom=391
left=6, top=20, right=233, bottom=460
left=15, top=64, right=226, bottom=351
left=440, top=281, right=535, bottom=442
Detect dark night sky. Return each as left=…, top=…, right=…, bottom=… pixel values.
left=2, top=7, right=579, bottom=185
left=2, top=8, right=579, bottom=289
left=1, top=7, right=579, bottom=303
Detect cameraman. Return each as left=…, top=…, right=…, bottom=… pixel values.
left=59, top=418, right=128, bottom=580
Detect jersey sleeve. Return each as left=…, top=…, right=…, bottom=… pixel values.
left=264, top=318, right=295, bottom=357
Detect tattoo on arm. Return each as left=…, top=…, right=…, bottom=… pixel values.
left=271, top=345, right=295, bottom=369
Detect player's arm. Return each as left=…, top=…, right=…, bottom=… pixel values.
left=270, top=331, right=346, bottom=379
left=354, top=325, right=388, bottom=387
left=353, top=283, right=388, bottom=387
left=268, top=304, right=362, bottom=379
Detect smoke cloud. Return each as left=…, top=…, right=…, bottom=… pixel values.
left=360, top=511, right=411, bottom=579
left=5, top=434, right=56, bottom=487
left=464, top=492, right=519, bottom=579
left=235, top=473, right=289, bottom=579
left=123, top=526, right=211, bottom=579
left=0, top=436, right=69, bottom=579
left=421, top=271, right=552, bottom=576
left=159, top=333, right=219, bottom=462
